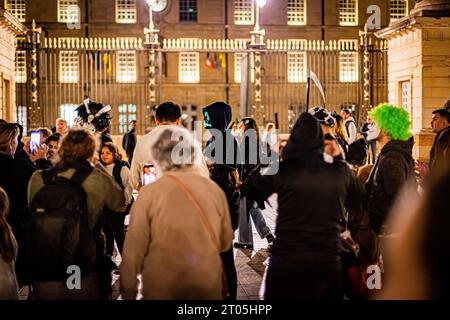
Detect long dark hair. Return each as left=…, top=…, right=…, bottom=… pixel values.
left=0, top=187, right=14, bottom=263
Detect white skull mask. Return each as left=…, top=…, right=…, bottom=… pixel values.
left=366, top=122, right=381, bottom=141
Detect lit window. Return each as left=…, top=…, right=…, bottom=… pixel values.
left=5, top=0, right=26, bottom=22
left=58, top=0, right=79, bottom=23
left=15, top=50, right=27, bottom=83
left=179, top=52, right=199, bottom=83
left=401, top=81, right=411, bottom=113
left=60, top=104, right=78, bottom=126
left=339, top=40, right=359, bottom=83
left=287, top=0, right=306, bottom=26
left=117, top=51, right=137, bottom=83
left=234, top=52, right=255, bottom=83
left=180, top=0, right=197, bottom=22
left=234, top=0, right=254, bottom=25
left=59, top=51, right=79, bottom=83
left=339, top=0, right=358, bottom=26
left=16, top=106, right=27, bottom=133
left=116, top=0, right=136, bottom=23
left=118, top=104, right=137, bottom=134
left=287, top=52, right=307, bottom=83
left=390, top=0, right=408, bottom=22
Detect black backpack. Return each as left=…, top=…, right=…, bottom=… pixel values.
left=27, top=167, right=96, bottom=282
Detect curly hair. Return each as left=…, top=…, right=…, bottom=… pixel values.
left=369, top=103, right=411, bottom=141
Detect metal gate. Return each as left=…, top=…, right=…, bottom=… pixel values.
left=16, top=35, right=387, bottom=134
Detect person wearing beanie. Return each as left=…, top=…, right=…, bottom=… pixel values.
left=241, top=112, right=364, bottom=299
left=365, top=104, right=416, bottom=234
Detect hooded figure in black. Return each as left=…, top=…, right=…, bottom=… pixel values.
left=241, top=112, right=364, bottom=300
left=202, top=101, right=239, bottom=300
left=203, top=101, right=239, bottom=227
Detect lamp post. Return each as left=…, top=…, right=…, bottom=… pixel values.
left=145, top=0, right=159, bottom=47
left=144, top=0, right=160, bottom=119
left=249, top=0, right=267, bottom=124
left=250, top=0, right=266, bottom=47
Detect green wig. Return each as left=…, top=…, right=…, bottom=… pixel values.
left=369, top=103, right=412, bottom=141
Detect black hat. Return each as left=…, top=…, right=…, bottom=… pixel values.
left=75, top=98, right=112, bottom=133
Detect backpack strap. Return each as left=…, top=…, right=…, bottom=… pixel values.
left=70, top=166, right=94, bottom=186
left=166, top=174, right=219, bottom=250
left=112, top=160, right=125, bottom=190
left=41, top=167, right=58, bottom=185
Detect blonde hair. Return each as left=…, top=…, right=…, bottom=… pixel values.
left=0, top=123, right=19, bottom=153
left=333, top=115, right=349, bottom=144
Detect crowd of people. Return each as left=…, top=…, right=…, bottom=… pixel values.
left=0, top=97, right=449, bottom=300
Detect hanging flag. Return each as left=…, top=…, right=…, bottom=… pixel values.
left=206, top=52, right=213, bottom=68
left=214, top=53, right=219, bottom=69
left=94, top=51, right=101, bottom=71
left=88, top=51, right=94, bottom=64
left=219, top=53, right=226, bottom=69
left=102, top=52, right=112, bottom=74
left=206, top=52, right=216, bottom=70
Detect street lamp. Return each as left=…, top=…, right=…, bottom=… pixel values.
left=254, top=0, right=267, bottom=32
left=147, top=0, right=156, bottom=30
left=251, top=0, right=267, bottom=47
left=145, top=0, right=159, bottom=47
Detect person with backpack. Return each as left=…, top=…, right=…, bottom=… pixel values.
left=100, top=142, right=133, bottom=257
left=341, top=109, right=357, bottom=145
left=27, top=129, right=125, bottom=300
left=0, top=187, right=19, bottom=300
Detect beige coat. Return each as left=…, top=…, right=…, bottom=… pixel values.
left=120, top=169, right=233, bottom=300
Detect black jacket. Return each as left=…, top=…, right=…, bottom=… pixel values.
left=366, top=138, right=415, bottom=234
left=241, top=113, right=364, bottom=261
left=0, top=152, right=36, bottom=285
left=35, top=159, right=53, bottom=170
left=203, top=102, right=240, bottom=230
left=122, top=129, right=137, bottom=160
left=430, top=126, right=450, bottom=170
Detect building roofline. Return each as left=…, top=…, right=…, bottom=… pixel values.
left=0, top=9, right=27, bottom=35
left=375, top=14, right=450, bottom=39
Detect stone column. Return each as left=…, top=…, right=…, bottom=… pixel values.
left=376, top=0, right=450, bottom=161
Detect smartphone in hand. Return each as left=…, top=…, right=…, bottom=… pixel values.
left=30, top=131, right=41, bottom=154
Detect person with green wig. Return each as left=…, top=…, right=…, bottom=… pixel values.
left=365, top=104, right=416, bottom=234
